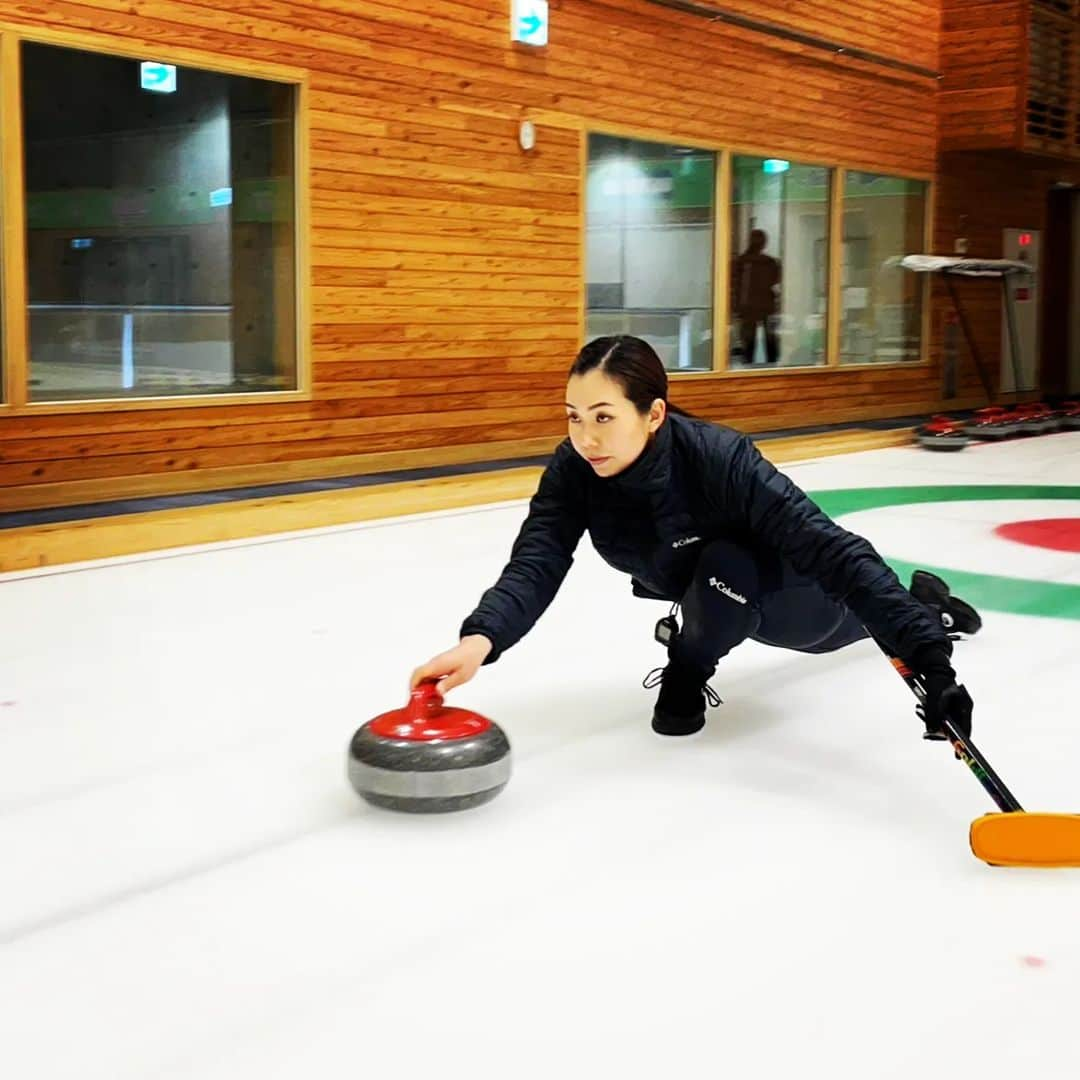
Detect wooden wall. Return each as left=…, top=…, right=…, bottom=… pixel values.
left=935, top=148, right=1080, bottom=401
left=940, top=0, right=1026, bottom=152
left=677, top=0, right=940, bottom=68
left=0, top=0, right=1040, bottom=504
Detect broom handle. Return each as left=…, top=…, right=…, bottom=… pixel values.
left=876, top=640, right=1024, bottom=813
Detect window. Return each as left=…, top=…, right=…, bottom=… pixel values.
left=729, top=156, right=830, bottom=369
left=21, top=42, right=297, bottom=402
left=585, top=134, right=715, bottom=372
left=839, top=172, right=928, bottom=364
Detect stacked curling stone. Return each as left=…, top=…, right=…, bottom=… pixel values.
left=1014, top=402, right=1060, bottom=435
left=966, top=406, right=1024, bottom=441
left=348, top=680, right=511, bottom=813
left=914, top=414, right=970, bottom=452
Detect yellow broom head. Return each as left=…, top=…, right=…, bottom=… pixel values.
left=970, top=812, right=1080, bottom=868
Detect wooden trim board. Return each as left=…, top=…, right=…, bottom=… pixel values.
left=0, top=428, right=913, bottom=572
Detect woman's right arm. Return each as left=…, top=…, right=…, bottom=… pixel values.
left=410, top=447, right=587, bottom=692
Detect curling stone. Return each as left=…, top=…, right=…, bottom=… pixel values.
left=1014, top=402, right=1059, bottom=435
left=348, top=680, right=511, bottom=813
left=965, top=406, right=1023, bottom=441
left=1061, top=401, right=1080, bottom=430
left=915, top=415, right=970, bottom=451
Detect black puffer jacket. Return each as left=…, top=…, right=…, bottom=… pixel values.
left=460, top=413, right=949, bottom=665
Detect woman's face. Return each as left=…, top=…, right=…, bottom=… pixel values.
left=565, top=369, right=665, bottom=477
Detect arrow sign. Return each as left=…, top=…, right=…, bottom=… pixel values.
left=140, top=62, right=177, bottom=93
left=511, top=0, right=549, bottom=46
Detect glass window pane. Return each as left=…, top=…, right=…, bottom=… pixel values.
left=730, top=156, right=830, bottom=369
left=586, top=134, right=714, bottom=372
left=22, top=42, right=296, bottom=402
left=840, top=172, right=927, bottom=365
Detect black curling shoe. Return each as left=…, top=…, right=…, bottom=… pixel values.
left=643, top=659, right=722, bottom=736
left=910, top=569, right=983, bottom=636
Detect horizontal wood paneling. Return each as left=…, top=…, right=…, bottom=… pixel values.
left=0, top=431, right=918, bottom=571
left=0, top=0, right=985, bottom=501
left=939, top=1, right=1026, bottom=151
left=655, top=0, right=940, bottom=69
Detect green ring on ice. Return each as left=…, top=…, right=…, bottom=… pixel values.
left=807, top=485, right=1080, bottom=621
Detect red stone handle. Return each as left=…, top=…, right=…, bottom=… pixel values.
left=406, top=678, right=445, bottom=721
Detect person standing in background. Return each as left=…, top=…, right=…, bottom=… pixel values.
left=733, top=228, right=781, bottom=365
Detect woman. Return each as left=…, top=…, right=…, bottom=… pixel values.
left=411, top=336, right=977, bottom=739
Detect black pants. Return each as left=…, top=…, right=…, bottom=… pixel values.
left=739, top=313, right=779, bottom=365
left=668, top=539, right=868, bottom=677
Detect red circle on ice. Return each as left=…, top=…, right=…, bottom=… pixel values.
left=993, top=518, right=1080, bottom=553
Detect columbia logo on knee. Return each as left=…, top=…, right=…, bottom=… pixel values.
left=708, top=577, right=748, bottom=604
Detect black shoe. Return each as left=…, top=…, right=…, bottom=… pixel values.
left=910, top=570, right=982, bottom=636
left=643, top=659, right=722, bottom=736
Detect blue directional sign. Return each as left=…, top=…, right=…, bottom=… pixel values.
left=140, top=62, right=177, bottom=94
left=511, top=0, right=549, bottom=47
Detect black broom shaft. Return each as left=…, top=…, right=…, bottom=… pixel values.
left=877, top=640, right=1024, bottom=813
left=939, top=716, right=1024, bottom=814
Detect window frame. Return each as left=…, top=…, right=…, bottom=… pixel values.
left=727, top=150, right=837, bottom=374
left=834, top=168, right=934, bottom=370
left=581, top=128, right=721, bottom=375
left=0, top=21, right=311, bottom=414
left=583, top=122, right=934, bottom=380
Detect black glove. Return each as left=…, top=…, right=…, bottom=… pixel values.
left=910, top=645, right=973, bottom=742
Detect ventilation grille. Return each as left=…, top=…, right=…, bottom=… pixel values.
left=1033, top=0, right=1076, bottom=16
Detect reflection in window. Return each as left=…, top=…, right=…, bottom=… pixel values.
left=22, top=42, right=296, bottom=402
left=730, top=156, right=830, bottom=369
left=840, top=172, right=927, bottom=365
left=585, top=134, right=715, bottom=372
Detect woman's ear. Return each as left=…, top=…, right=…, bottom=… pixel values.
left=648, top=398, right=666, bottom=433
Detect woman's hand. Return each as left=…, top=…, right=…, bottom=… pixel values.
left=912, top=645, right=973, bottom=742
left=409, top=635, right=493, bottom=694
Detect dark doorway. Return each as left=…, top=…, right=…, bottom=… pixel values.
left=1040, top=186, right=1072, bottom=397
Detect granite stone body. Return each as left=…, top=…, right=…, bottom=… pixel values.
left=348, top=722, right=511, bottom=814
